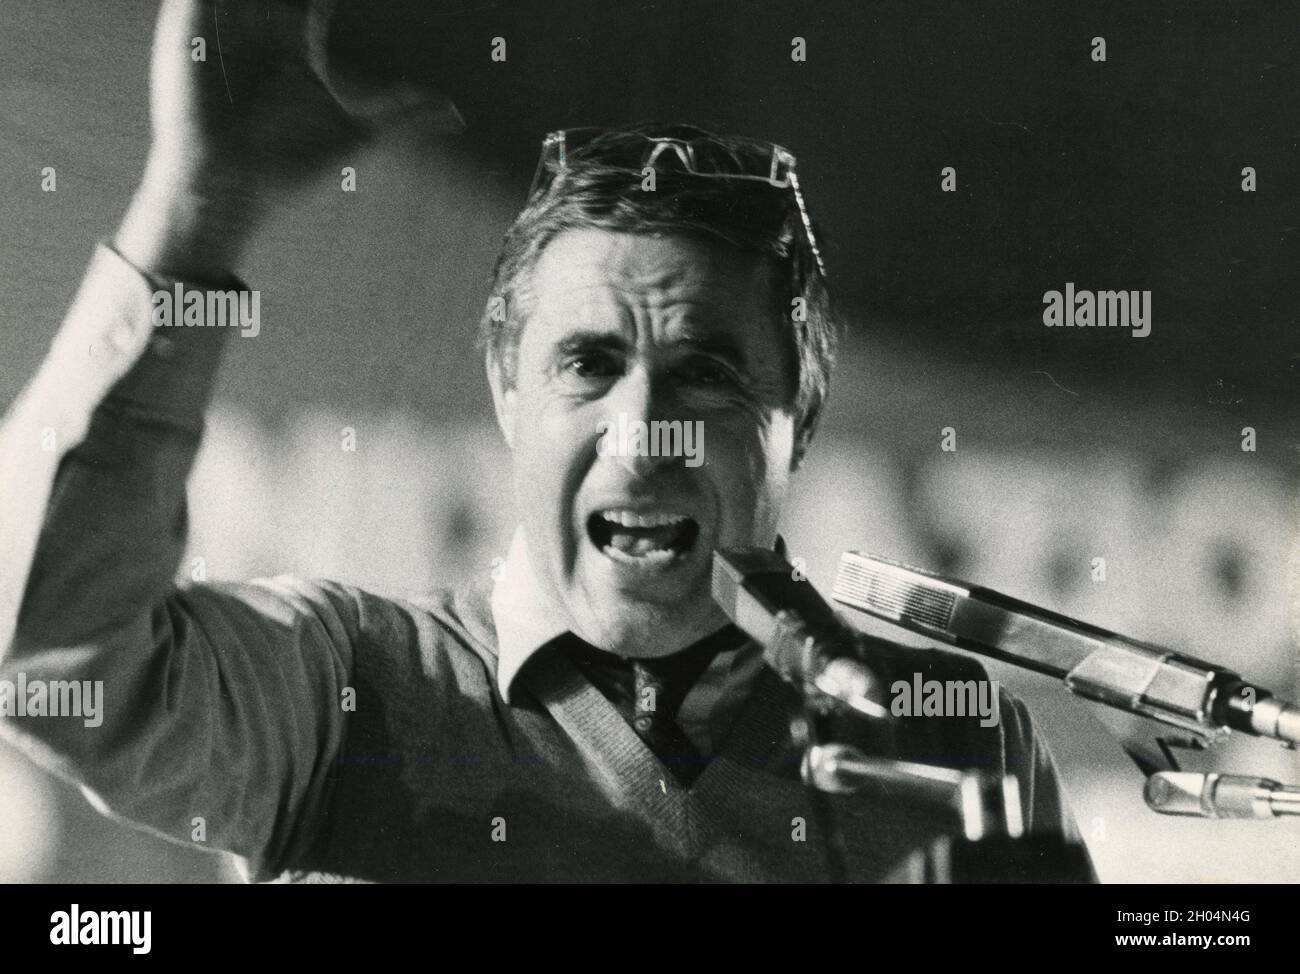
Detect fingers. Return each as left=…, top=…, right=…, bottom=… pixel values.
left=302, top=0, right=340, bottom=75
left=301, top=0, right=464, bottom=132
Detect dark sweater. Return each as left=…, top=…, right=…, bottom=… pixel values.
left=276, top=577, right=1089, bottom=882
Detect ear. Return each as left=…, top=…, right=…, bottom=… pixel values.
left=486, top=351, right=518, bottom=451
left=790, top=392, right=822, bottom=472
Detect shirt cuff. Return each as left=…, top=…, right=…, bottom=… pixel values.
left=41, top=242, right=247, bottom=435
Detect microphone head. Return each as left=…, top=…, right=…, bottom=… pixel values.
left=714, top=548, right=894, bottom=722
left=710, top=547, right=780, bottom=616
left=709, top=548, right=742, bottom=619
left=833, top=551, right=965, bottom=636
left=1144, top=771, right=1210, bottom=817
left=713, top=547, right=845, bottom=637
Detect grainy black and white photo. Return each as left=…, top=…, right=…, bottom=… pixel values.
left=0, top=0, right=1297, bottom=908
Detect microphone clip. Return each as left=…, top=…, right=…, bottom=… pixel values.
left=765, top=607, right=890, bottom=720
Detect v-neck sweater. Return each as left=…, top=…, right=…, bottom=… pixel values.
left=276, top=578, right=1089, bottom=882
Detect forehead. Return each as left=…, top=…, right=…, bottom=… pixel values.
left=522, top=228, right=781, bottom=346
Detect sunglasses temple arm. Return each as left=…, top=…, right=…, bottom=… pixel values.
left=528, top=132, right=569, bottom=198
left=788, top=171, right=829, bottom=280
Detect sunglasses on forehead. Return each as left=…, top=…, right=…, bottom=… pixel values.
left=529, top=127, right=828, bottom=279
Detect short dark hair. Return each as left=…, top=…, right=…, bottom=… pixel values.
left=480, top=123, right=836, bottom=424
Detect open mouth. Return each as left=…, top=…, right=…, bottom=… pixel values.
left=587, top=509, right=700, bottom=566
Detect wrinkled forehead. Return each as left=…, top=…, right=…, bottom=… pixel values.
left=519, top=228, right=783, bottom=350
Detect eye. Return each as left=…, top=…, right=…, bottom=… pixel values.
left=678, top=358, right=736, bottom=387
left=565, top=351, right=621, bottom=379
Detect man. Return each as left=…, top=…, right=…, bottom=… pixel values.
left=0, top=0, right=1091, bottom=882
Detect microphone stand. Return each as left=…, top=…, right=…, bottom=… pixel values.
left=765, top=606, right=1090, bottom=881
left=710, top=547, right=1092, bottom=879
left=828, top=549, right=1300, bottom=859
left=801, top=741, right=1025, bottom=841
left=1118, top=707, right=1300, bottom=819
left=1144, top=770, right=1300, bottom=819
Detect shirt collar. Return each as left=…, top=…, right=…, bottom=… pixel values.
left=490, top=527, right=571, bottom=704
left=489, top=526, right=773, bottom=705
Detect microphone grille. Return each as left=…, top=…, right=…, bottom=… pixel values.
left=833, top=553, right=957, bottom=631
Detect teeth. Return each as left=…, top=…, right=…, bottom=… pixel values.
left=603, top=545, right=678, bottom=567
left=598, top=509, right=689, bottom=528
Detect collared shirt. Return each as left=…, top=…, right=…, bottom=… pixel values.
left=490, top=527, right=767, bottom=758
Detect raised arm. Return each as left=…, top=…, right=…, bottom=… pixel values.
left=0, top=0, right=447, bottom=877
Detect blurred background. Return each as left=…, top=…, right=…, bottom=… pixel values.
left=0, top=0, right=1297, bottom=882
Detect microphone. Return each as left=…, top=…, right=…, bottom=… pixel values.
left=711, top=548, right=889, bottom=719
left=831, top=551, right=1300, bottom=746
left=1145, top=771, right=1300, bottom=819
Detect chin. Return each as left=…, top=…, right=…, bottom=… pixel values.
left=579, top=593, right=726, bottom=658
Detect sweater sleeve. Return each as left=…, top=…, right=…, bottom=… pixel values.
left=0, top=244, right=356, bottom=879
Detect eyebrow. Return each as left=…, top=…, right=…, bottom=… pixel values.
left=553, top=329, right=748, bottom=366
left=554, top=331, right=631, bottom=358
left=675, top=333, right=748, bottom=369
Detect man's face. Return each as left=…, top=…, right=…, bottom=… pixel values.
left=490, top=228, right=808, bottom=657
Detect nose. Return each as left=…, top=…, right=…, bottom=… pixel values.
left=597, top=366, right=680, bottom=477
